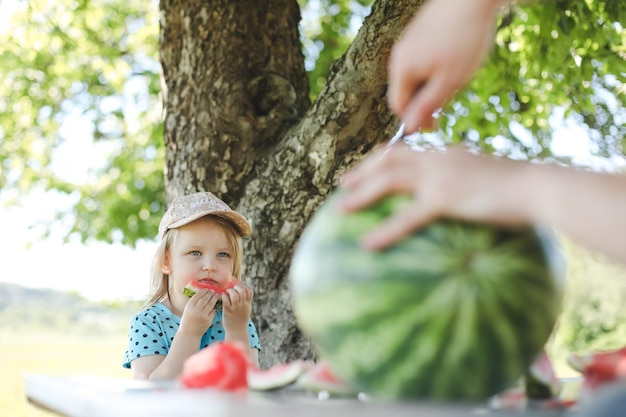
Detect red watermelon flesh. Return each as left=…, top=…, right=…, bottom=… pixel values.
left=183, top=278, right=239, bottom=296
left=295, top=361, right=358, bottom=396
left=248, top=360, right=313, bottom=391
left=179, top=342, right=248, bottom=391
left=568, top=346, right=626, bottom=397
left=183, top=278, right=240, bottom=310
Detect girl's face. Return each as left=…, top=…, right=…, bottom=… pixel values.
left=162, top=216, right=236, bottom=296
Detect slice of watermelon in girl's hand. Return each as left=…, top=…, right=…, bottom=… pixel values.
left=183, top=278, right=240, bottom=310
left=179, top=341, right=248, bottom=392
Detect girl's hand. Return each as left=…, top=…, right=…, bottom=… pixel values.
left=178, top=289, right=219, bottom=337
left=222, top=281, right=253, bottom=332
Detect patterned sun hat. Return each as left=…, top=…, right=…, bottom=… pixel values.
left=158, top=192, right=251, bottom=239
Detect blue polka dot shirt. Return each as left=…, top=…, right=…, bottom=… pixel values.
left=123, top=302, right=261, bottom=369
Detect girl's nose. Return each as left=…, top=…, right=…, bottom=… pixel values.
left=202, top=261, right=216, bottom=272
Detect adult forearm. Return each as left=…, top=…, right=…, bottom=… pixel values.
left=527, top=165, right=626, bottom=263
left=340, top=145, right=626, bottom=265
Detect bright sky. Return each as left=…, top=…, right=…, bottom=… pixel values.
left=0, top=115, right=159, bottom=302
left=0, top=0, right=158, bottom=301
left=0, top=194, right=158, bottom=302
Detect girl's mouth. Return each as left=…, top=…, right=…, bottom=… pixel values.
left=197, top=278, right=219, bottom=286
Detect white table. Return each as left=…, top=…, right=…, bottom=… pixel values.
left=24, top=373, right=569, bottom=417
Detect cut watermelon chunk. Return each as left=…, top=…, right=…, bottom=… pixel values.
left=248, top=360, right=313, bottom=391
left=568, top=346, right=626, bottom=399
left=295, top=361, right=358, bottom=396
left=179, top=342, right=248, bottom=391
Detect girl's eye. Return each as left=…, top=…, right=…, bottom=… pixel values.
left=217, top=252, right=230, bottom=258
left=190, top=250, right=201, bottom=256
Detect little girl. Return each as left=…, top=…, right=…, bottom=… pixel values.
left=123, top=191, right=261, bottom=379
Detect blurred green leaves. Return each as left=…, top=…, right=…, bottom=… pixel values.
left=0, top=0, right=164, bottom=246
left=299, top=0, right=374, bottom=99
left=444, top=0, right=626, bottom=160
left=551, top=238, right=626, bottom=356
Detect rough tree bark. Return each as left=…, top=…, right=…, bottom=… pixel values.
left=159, top=0, right=425, bottom=367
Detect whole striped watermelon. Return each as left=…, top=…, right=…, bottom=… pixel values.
left=289, top=191, right=563, bottom=400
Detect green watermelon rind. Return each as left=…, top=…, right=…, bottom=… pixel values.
left=182, top=287, right=196, bottom=298
left=289, top=192, right=563, bottom=400
left=183, top=285, right=224, bottom=311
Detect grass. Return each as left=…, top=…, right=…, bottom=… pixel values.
left=0, top=330, right=131, bottom=417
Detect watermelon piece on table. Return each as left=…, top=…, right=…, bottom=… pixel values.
left=491, top=351, right=573, bottom=410
left=568, top=345, right=626, bottom=398
left=248, top=360, right=313, bottom=391
left=295, top=361, right=358, bottom=397
left=289, top=192, right=563, bottom=400
left=179, top=342, right=248, bottom=391
left=183, top=278, right=239, bottom=311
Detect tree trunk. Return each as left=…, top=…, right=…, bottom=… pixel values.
left=160, top=0, right=425, bottom=367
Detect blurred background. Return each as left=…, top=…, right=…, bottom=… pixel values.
left=1, top=0, right=625, bottom=415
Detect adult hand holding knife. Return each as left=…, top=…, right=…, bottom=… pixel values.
left=387, top=0, right=505, bottom=134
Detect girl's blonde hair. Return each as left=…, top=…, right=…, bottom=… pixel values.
left=143, top=215, right=244, bottom=308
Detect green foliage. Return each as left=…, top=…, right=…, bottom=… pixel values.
left=442, top=0, right=626, bottom=160
left=299, top=0, right=374, bottom=100
left=0, top=0, right=164, bottom=246
left=551, top=239, right=626, bottom=355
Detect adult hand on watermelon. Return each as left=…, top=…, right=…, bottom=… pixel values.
left=339, top=145, right=531, bottom=250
